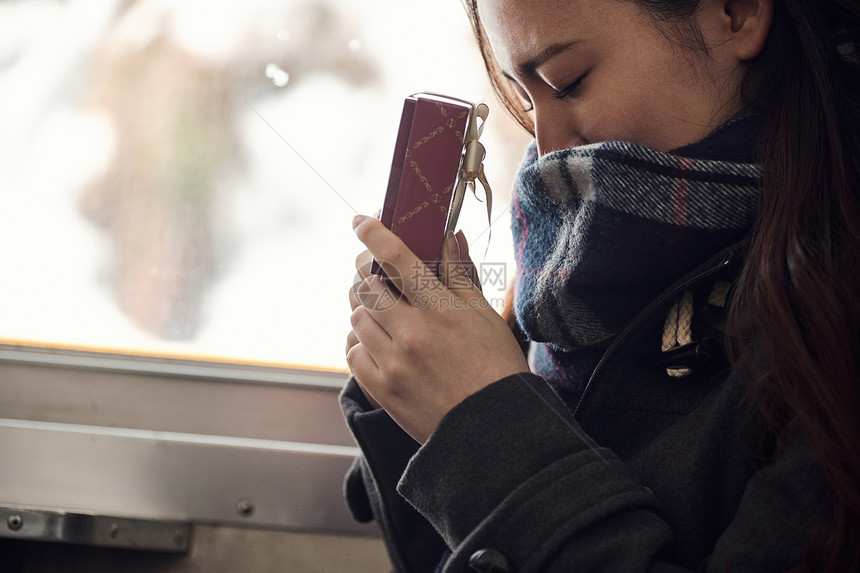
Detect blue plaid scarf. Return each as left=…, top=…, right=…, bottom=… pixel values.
left=512, top=114, right=762, bottom=406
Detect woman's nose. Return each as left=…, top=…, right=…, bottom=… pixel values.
left=533, top=104, right=584, bottom=155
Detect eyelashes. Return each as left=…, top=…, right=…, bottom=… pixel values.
left=506, top=69, right=589, bottom=112
left=553, top=72, right=588, bottom=100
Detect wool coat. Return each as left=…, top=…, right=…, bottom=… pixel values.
left=340, top=240, right=832, bottom=573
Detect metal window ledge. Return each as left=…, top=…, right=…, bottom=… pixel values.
left=0, top=344, right=376, bottom=538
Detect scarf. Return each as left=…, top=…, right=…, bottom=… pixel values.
left=511, top=114, right=762, bottom=406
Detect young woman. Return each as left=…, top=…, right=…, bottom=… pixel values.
left=343, top=0, right=860, bottom=571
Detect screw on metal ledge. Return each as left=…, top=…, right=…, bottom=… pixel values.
left=236, top=500, right=254, bottom=518
left=7, top=514, right=23, bottom=531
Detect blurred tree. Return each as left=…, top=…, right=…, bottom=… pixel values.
left=79, top=0, right=378, bottom=340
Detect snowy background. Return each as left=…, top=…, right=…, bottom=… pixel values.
left=0, top=0, right=531, bottom=370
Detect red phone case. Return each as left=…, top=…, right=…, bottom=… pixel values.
left=371, top=93, right=473, bottom=278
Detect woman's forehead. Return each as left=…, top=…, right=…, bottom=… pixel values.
left=478, top=0, right=578, bottom=64
left=478, top=0, right=645, bottom=72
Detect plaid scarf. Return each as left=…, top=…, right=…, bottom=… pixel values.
left=511, top=114, right=762, bottom=405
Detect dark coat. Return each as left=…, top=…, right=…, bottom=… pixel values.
left=340, top=242, right=832, bottom=573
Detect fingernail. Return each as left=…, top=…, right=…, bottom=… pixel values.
left=352, top=214, right=367, bottom=229
left=455, top=230, right=469, bottom=255
left=444, top=230, right=458, bottom=257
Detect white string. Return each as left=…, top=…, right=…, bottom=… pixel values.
left=662, top=290, right=694, bottom=378
left=445, top=102, right=493, bottom=256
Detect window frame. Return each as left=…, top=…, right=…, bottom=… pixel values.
left=0, top=342, right=373, bottom=546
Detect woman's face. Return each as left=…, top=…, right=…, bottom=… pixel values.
left=479, top=0, right=746, bottom=155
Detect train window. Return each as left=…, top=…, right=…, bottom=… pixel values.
left=0, top=0, right=529, bottom=370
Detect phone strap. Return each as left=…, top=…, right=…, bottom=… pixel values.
left=445, top=102, right=492, bottom=255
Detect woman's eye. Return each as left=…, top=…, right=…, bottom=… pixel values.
left=553, top=72, right=588, bottom=100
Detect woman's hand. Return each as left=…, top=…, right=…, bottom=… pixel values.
left=346, top=246, right=383, bottom=410
left=346, top=214, right=530, bottom=444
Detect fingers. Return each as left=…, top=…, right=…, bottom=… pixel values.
left=352, top=215, right=488, bottom=311
left=349, top=281, right=358, bottom=311
left=345, top=329, right=359, bottom=354
left=345, top=340, right=378, bottom=386
left=351, top=285, right=395, bottom=344
left=352, top=204, right=387, bottom=282
left=348, top=280, right=364, bottom=312
left=352, top=250, right=384, bottom=312
left=353, top=215, right=441, bottom=302
left=440, top=230, right=484, bottom=297
left=355, top=250, right=373, bottom=279
left=347, top=294, right=398, bottom=401
left=345, top=324, right=383, bottom=409
left=345, top=326, right=380, bottom=387
left=455, top=230, right=482, bottom=291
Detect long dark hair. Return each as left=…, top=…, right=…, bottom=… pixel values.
left=464, top=0, right=860, bottom=570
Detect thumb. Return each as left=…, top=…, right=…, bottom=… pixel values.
left=440, top=230, right=482, bottom=294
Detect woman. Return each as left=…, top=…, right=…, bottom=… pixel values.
left=343, top=0, right=860, bottom=571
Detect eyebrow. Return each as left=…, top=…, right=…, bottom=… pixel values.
left=510, top=40, right=581, bottom=77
